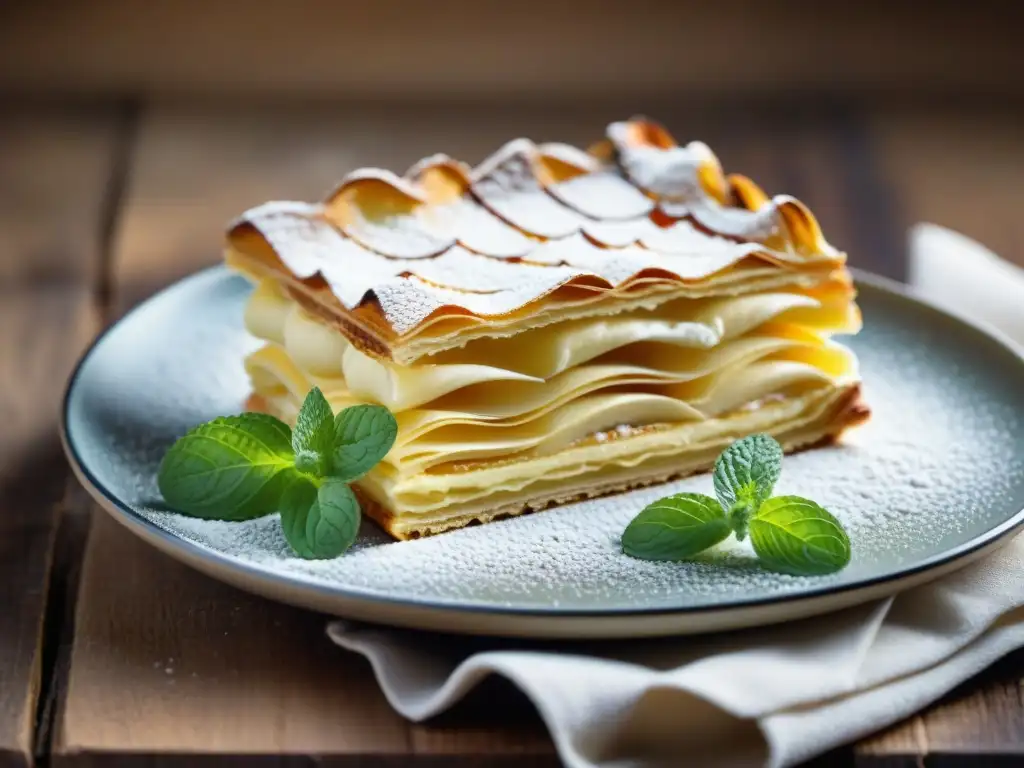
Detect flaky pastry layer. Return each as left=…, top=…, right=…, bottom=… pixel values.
left=224, top=117, right=851, bottom=364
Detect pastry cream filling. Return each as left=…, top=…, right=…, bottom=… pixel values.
left=242, top=279, right=859, bottom=482
left=249, top=346, right=853, bottom=474
left=259, top=382, right=851, bottom=519
left=244, top=279, right=858, bottom=407
left=246, top=334, right=851, bottom=431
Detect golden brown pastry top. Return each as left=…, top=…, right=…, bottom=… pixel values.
left=225, top=117, right=849, bottom=362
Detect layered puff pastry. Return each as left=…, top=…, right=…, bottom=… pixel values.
left=227, top=117, right=870, bottom=540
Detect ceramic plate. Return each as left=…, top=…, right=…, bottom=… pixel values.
left=61, top=267, right=1024, bottom=638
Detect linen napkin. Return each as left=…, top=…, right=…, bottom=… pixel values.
left=328, top=223, right=1024, bottom=768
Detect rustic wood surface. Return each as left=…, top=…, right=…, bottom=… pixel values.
left=868, top=104, right=1024, bottom=270
left=0, top=104, right=120, bottom=768
left=0, top=96, right=1022, bottom=767
left=2, top=1, right=1021, bottom=100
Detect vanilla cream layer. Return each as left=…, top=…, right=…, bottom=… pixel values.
left=259, top=382, right=852, bottom=523
left=244, top=278, right=859, bottom=411
left=244, top=276, right=859, bottom=474
left=247, top=335, right=856, bottom=475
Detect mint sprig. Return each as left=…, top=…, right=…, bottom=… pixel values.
left=621, top=434, right=851, bottom=576
left=157, top=388, right=396, bottom=560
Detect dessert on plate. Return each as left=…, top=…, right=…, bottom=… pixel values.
left=225, top=117, right=870, bottom=539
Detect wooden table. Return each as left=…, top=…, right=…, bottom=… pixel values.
left=3, top=95, right=1024, bottom=768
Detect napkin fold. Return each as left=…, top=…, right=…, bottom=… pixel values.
left=328, top=224, right=1024, bottom=768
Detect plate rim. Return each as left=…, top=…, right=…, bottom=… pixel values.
left=60, top=265, right=1024, bottom=620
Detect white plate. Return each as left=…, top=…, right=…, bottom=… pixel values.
left=61, top=268, right=1024, bottom=638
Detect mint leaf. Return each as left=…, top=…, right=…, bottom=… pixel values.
left=280, top=477, right=361, bottom=559
left=621, top=493, right=731, bottom=561
left=309, top=479, right=361, bottom=557
left=749, top=495, right=851, bottom=576
left=713, top=434, right=783, bottom=516
left=157, top=413, right=296, bottom=520
left=292, top=387, right=335, bottom=477
left=279, top=478, right=317, bottom=557
left=332, top=404, right=398, bottom=482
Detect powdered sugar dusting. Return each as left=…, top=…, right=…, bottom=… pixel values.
left=227, top=118, right=838, bottom=339
left=67, top=271, right=1024, bottom=613
left=238, top=202, right=788, bottom=335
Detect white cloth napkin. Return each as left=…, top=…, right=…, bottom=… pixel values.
left=328, top=224, right=1024, bottom=768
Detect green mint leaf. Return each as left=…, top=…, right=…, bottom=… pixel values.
left=157, top=413, right=296, bottom=520
left=621, top=493, right=731, bottom=561
left=332, top=404, right=398, bottom=482
left=309, top=479, right=361, bottom=557
left=749, top=495, right=851, bottom=576
left=280, top=477, right=361, bottom=559
left=292, top=387, right=335, bottom=477
left=279, top=478, right=318, bottom=557
left=713, top=434, right=783, bottom=513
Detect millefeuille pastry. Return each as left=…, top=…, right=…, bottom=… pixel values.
left=225, top=117, right=869, bottom=539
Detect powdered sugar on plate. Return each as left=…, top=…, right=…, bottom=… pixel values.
left=66, top=270, right=1024, bottom=613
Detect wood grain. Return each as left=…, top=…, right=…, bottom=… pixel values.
left=869, top=105, right=1024, bottom=269
left=53, top=514, right=410, bottom=764
left=857, top=648, right=1024, bottom=765
left=0, top=288, right=98, bottom=768
left=921, top=648, right=1024, bottom=754
left=0, top=103, right=118, bottom=768
left=409, top=677, right=558, bottom=764
left=0, top=103, right=123, bottom=284
left=1, top=0, right=1021, bottom=99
